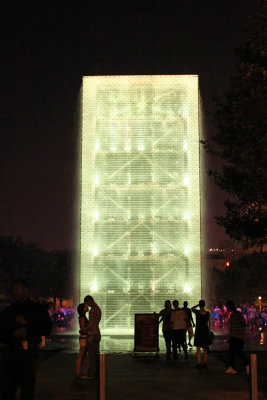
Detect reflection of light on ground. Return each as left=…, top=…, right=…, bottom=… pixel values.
left=47, top=324, right=267, bottom=353
left=100, top=336, right=169, bottom=352
left=47, top=335, right=197, bottom=353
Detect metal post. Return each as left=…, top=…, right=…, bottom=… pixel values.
left=250, top=353, right=258, bottom=400
left=99, top=353, right=105, bottom=400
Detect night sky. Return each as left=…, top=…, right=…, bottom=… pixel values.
left=0, top=1, right=257, bottom=251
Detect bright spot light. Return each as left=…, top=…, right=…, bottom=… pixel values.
left=91, top=281, right=98, bottom=293
left=94, top=175, right=99, bottom=185
left=151, top=243, right=157, bottom=254
left=183, top=214, right=189, bottom=220
left=184, top=284, right=191, bottom=293
left=94, top=211, right=99, bottom=220
left=93, top=246, right=98, bottom=256
left=183, top=142, right=187, bottom=151
left=110, top=146, right=117, bottom=151
left=124, top=284, right=130, bottom=292
left=184, top=247, right=189, bottom=255
left=124, top=146, right=131, bottom=151
left=184, top=177, right=189, bottom=186
left=138, top=145, right=145, bottom=151
left=95, top=142, right=100, bottom=151
left=183, top=107, right=189, bottom=117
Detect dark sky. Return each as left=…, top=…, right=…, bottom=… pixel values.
left=0, top=1, right=257, bottom=251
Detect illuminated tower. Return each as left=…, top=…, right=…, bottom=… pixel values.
left=80, top=75, right=201, bottom=334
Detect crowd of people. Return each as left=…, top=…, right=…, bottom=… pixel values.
left=158, top=299, right=210, bottom=368
left=158, top=299, right=250, bottom=375
left=0, top=279, right=262, bottom=398
left=211, top=303, right=267, bottom=332
left=46, top=303, right=76, bottom=332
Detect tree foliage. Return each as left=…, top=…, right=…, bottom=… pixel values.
left=0, top=235, right=73, bottom=302
left=204, top=1, right=267, bottom=247
left=206, top=253, right=267, bottom=305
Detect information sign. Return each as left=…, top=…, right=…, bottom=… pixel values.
left=134, top=313, right=159, bottom=352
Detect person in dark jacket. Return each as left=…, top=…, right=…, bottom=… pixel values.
left=224, top=300, right=249, bottom=375
left=0, top=279, right=52, bottom=400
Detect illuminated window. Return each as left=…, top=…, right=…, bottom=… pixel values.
left=80, top=75, right=201, bottom=334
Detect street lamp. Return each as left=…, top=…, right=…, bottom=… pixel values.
left=258, top=296, right=262, bottom=312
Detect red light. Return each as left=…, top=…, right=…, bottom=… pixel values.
left=225, top=261, right=230, bottom=267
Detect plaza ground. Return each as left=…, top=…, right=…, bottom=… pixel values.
left=1, top=326, right=267, bottom=400
left=35, top=326, right=267, bottom=400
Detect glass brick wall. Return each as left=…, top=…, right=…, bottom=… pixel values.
left=80, top=75, right=201, bottom=334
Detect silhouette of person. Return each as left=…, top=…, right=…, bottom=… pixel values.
left=158, top=300, right=173, bottom=360
left=84, top=295, right=101, bottom=379
left=171, top=300, right=188, bottom=359
left=191, top=300, right=209, bottom=369
left=0, top=279, right=52, bottom=400
left=182, top=301, right=195, bottom=347
left=76, top=303, right=89, bottom=378
left=224, top=300, right=249, bottom=375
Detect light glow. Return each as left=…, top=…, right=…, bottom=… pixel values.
left=94, top=175, right=99, bottom=185
left=184, top=284, right=192, bottom=293
left=80, top=75, right=201, bottom=334
left=93, top=247, right=98, bottom=256
left=94, top=211, right=99, bottom=220
left=91, top=280, right=98, bottom=293
left=184, top=247, right=189, bottom=255
left=184, top=177, right=190, bottom=186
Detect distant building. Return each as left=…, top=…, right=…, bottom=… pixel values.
left=206, top=245, right=248, bottom=271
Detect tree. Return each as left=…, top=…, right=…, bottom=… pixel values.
left=203, top=1, right=267, bottom=248
left=0, top=235, right=73, bottom=302
left=207, top=253, right=267, bottom=305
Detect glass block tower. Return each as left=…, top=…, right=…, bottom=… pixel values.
left=80, top=75, right=201, bottom=334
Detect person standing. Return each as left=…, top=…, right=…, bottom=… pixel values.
left=84, top=295, right=101, bottom=379
left=191, top=300, right=210, bottom=369
left=182, top=301, right=195, bottom=347
left=75, top=303, right=89, bottom=379
left=0, top=279, right=52, bottom=400
left=247, top=304, right=257, bottom=334
left=158, top=300, right=173, bottom=360
left=224, top=300, right=249, bottom=375
left=171, top=300, right=188, bottom=359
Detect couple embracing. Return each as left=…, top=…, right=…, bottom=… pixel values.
left=76, top=295, right=101, bottom=379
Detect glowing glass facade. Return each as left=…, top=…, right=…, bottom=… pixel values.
left=80, top=75, right=201, bottom=334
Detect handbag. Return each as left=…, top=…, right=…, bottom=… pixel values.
left=208, top=330, right=215, bottom=345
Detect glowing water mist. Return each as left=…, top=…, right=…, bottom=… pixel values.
left=79, top=75, right=202, bottom=334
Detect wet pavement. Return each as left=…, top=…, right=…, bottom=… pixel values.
left=1, top=325, right=267, bottom=400
left=33, top=326, right=267, bottom=400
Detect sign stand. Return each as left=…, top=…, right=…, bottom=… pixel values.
left=133, top=313, right=159, bottom=357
